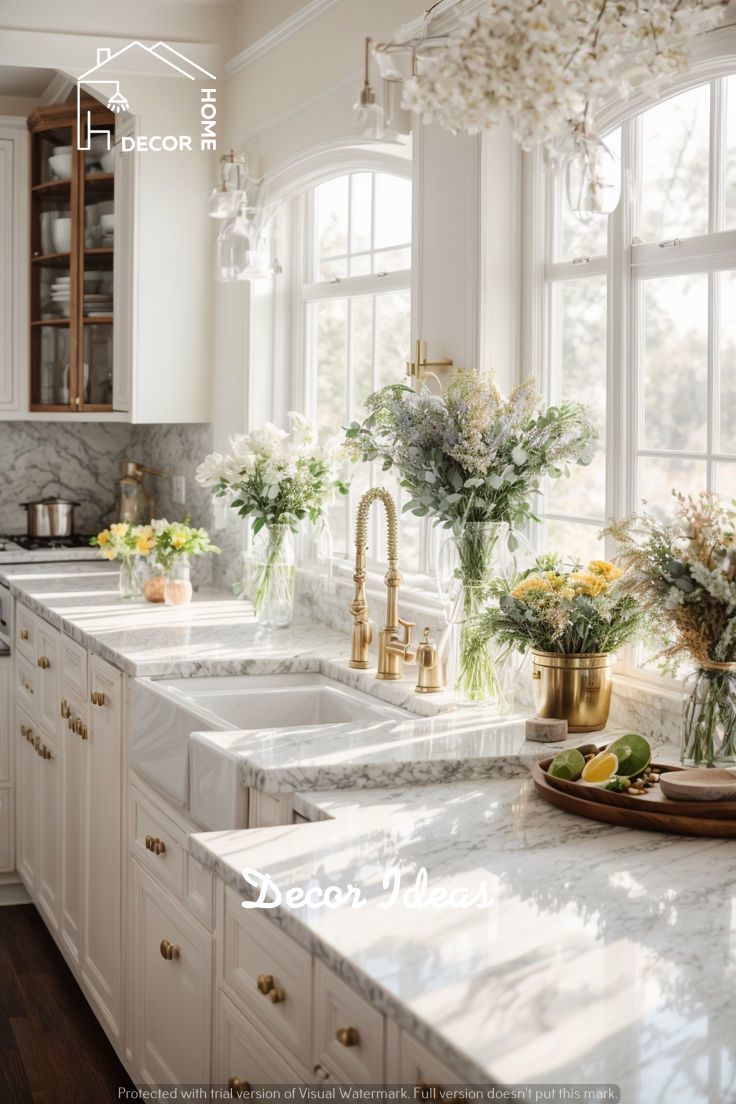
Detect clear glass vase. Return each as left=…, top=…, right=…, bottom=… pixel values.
left=164, top=556, right=193, bottom=607
left=253, top=524, right=295, bottom=630
left=681, top=662, right=736, bottom=767
left=118, top=556, right=143, bottom=600
left=438, top=522, right=533, bottom=708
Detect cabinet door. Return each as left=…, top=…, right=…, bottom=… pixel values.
left=15, top=708, right=38, bottom=892
left=35, top=618, right=59, bottom=733
left=0, top=124, right=27, bottom=412
left=60, top=686, right=87, bottom=968
left=37, top=727, right=61, bottom=933
left=131, top=862, right=212, bottom=1087
left=0, top=787, right=15, bottom=874
left=215, top=989, right=307, bottom=1091
left=82, top=654, right=122, bottom=1042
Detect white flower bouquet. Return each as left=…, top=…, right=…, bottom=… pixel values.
left=197, top=413, right=349, bottom=624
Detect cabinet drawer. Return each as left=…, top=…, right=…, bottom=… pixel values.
left=58, top=634, right=88, bottom=700
left=16, top=655, right=38, bottom=715
left=15, top=604, right=36, bottom=661
left=130, top=783, right=186, bottom=900
left=215, top=989, right=308, bottom=1090
left=222, top=888, right=312, bottom=1066
left=396, top=1030, right=465, bottom=1088
left=313, top=963, right=385, bottom=1084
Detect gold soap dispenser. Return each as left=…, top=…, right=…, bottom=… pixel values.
left=415, top=627, right=445, bottom=694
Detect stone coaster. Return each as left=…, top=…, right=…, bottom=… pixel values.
left=526, top=716, right=568, bottom=743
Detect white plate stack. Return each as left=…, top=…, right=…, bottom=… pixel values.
left=49, top=276, right=70, bottom=316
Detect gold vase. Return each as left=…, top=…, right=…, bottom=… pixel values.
left=531, top=651, right=613, bottom=732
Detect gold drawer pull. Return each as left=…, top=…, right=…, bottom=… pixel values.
left=20, top=724, right=32, bottom=739
left=60, top=699, right=71, bottom=719
left=160, top=938, right=180, bottom=961
left=336, top=1026, right=360, bottom=1048
left=145, top=835, right=166, bottom=855
left=91, top=691, right=106, bottom=706
left=40, top=745, right=53, bottom=760
left=37, top=656, right=50, bottom=669
left=228, top=1078, right=251, bottom=1097
left=20, top=629, right=29, bottom=641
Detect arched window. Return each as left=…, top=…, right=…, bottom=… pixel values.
left=293, top=166, right=428, bottom=576
left=527, top=66, right=736, bottom=677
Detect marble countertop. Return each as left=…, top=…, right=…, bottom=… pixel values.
left=190, top=768, right=735, bottom=1101
left=0, top=548, right=101, bottom=565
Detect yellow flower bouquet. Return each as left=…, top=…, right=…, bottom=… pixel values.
left=480, top=556, right=643, bottom=655
left=91, top=522, right=156, bottom=599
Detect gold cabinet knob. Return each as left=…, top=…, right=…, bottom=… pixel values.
left=60, top=699, right=71, bottom=719
left=160, top=938, right=180, bottom=961
left=91, top=691, right=106, bottom=706
left=336, top=1026, right=360, bottom=1047
left=41, top=745, right=53, bottom=760
left=145, top=835, right=166, bottom=855
left=20, top=629, right=29, bottom=640
left=79, top=721, right=88, bottom=740
left=269, top=986, right=285, bottom=1004
left=228, top=1078, right=251, bottom=1097
left=37, top=656, right=50, bottom=669
left=256, top=973, right=275, bottom=995
left=20, top=724, right=31, bottom=739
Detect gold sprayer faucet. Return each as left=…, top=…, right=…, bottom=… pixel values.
left=348, top=488, right=416, bottom=679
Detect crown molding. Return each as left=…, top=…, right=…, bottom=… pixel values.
left=40, top=71, right=74, bottom=105
left=224, top=0, right=343, bottom=79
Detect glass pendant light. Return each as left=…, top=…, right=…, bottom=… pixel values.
left=565, top=136, right=621, bottom=224
left=353, top=38, right=385, bottom=138
left=215, top=210, right=251, bottom=281
left=208, top=151, right=248, bottom=219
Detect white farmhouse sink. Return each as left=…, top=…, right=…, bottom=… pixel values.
left=130, top=673, right=407, bottom=810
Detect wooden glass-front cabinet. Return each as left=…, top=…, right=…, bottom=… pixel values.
left=28, top=100, right=115, bottom=413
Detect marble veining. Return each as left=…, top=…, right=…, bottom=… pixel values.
left=190, top=776, right=734, bottom=1100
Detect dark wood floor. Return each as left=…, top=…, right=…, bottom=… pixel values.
left=0, top=904, right=134, bottom=1104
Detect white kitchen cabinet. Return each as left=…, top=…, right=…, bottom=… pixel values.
left=36, top=725, right=61, bottom=934
left=15, top=706, right=38, bottom=892
left=221, top=887, right=313, bottom=1067
left=0, top=657, right=11, bottom=874
left=313, top=962, right=386, bottom=1084
left=131, top=861, right=213, bottom=1087
left=60, top=685, right=87, bottom=969
left=0, top=786, right=14, bottom=874
left=391, top=1029, right=465, bottom=1088
left=0, top=120, right=28, bottom=413
left=215, top=988, right=308, bottom=1090
left=82, top=653, right=123, bottom=1043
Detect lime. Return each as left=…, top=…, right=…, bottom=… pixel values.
left=606, top=733, right=651, bottom=779
left=581, top=750, right=618, bottom=784
left=548, top=748, right=586, bottom=781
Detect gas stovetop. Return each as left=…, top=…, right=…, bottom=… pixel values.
left=0, top=534, right=96, bottom=552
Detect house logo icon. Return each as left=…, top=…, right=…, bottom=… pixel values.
left=77, top=41, right=217, bottom=152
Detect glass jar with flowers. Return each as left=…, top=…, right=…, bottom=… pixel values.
left=347, top=372, right=596, bottom=704
left=91, top=522, right=154, bottom=599
left=607, top=493, right=736, bottom=766
left=196, top=413, right=349, bottom=630
left=480, top=557, right=643, bottom=729
left=148, top=520, right=220, bottom=607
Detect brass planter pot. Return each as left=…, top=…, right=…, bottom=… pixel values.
left=531, top=651, right=614, bottom=732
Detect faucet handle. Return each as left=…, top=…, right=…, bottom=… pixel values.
left=397, top=617, right=415, bottom=648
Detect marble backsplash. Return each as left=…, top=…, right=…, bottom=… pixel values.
left=0, top=421, right=246, bottom=586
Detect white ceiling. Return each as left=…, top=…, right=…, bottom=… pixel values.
left=0, top=65, right=55, bottom=97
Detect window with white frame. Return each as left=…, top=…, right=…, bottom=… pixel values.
left=532, top=71, right=736, bottom=674
left=298, top=167, right=430, bottom=577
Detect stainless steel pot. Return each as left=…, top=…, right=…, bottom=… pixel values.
left=21, top=497, right=79, bottom=539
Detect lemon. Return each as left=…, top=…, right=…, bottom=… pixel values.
left=606, top=733, right=651, bottom=779
left=548, top=748, right=585, bottom=781
left=581, top=750, right=619, bottom=784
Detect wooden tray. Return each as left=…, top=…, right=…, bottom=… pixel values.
left=533, top=757, right=736, bottom=838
